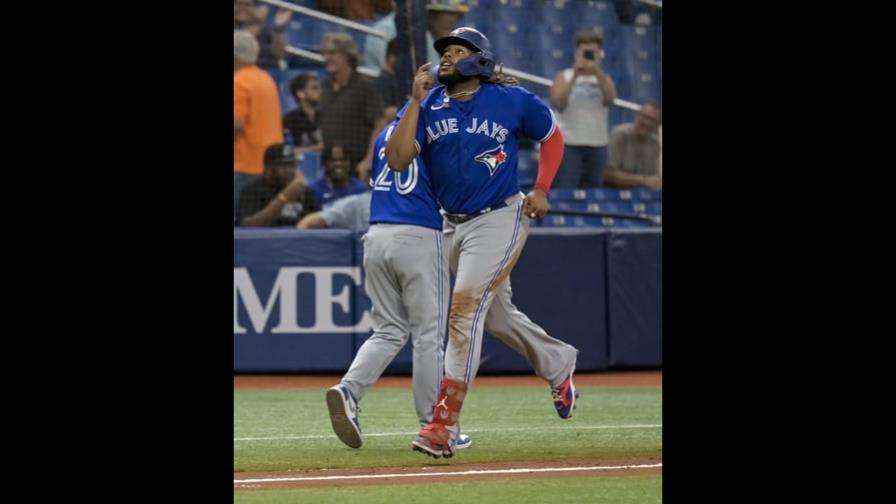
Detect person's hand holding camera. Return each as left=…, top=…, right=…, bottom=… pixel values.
left=582, top=49, right=603, bottom=74
left=574, top=48, right=602, bottom=79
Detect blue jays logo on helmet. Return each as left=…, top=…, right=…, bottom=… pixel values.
left=434, top=26, right=496, bottom=78
left=474, top=145, right=507, bottom=176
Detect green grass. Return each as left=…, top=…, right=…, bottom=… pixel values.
left=234, top=385, right=662, bottom=472
left=233, top=474, right=662, bottom=503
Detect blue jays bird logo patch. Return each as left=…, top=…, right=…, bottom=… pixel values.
left=474, top=145, right=507, bottom=176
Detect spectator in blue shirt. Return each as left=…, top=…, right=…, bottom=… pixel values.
left=308, top=143, right=369, bottom=207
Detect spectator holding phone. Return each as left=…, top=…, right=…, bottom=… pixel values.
left=549, top=32, right=617, bottom=188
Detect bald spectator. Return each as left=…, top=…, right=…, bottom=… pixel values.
left=234, top=30, right=283, bottom=206
left=604, top=102, right=662, bottom=190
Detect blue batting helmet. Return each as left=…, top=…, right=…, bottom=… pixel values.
left=433, top=27, right=496, bottom=78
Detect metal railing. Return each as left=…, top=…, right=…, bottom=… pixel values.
left=637, top=0, right=663, bottom=8
left=284, top=46, right=379, bottom=78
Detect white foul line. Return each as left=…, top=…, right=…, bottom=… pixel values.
left=234, top=424, right=662, bottom=442
left=234, top=463, right=662, bottom=484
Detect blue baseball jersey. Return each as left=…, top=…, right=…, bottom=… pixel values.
left=308, top=177, right=368, bottom=208
left=368, top=119, right=443, bottom=230
left=410, top=83, right=556, bottom=214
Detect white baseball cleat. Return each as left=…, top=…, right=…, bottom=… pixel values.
left=326, top=384, right=362, bottom=449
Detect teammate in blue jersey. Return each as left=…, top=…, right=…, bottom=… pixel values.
left=387, top=27, right=579, bottom=459
left=325, top=120, right=473, bottom=451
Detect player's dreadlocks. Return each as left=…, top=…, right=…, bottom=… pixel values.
left=484, top=64, right=519, bottom=86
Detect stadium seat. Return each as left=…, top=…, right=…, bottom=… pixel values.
left=568, top=1, right=619, bottom=44
left=462, top=0, right=493, bottom=34
left=298, top=151, right=321, bottom=179
left=529, top=28, right=574, bottom=77
left=604, top=188, right=662, bottom=202
left=516, top=148, right=538, bottom=188
left=548, top=188, right=590, bottom=202
left=608, top=105, right=638, bottom=130
left=286, top=16, right=326, bottom=50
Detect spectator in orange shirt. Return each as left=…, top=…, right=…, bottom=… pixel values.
left=234, top=29, right=283, bottom=207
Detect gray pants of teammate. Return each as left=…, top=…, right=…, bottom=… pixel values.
left=443, top=193, right=578, bottom=388
left=341, top=223, right=449, bottom=424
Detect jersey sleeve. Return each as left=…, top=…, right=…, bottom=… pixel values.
left=518, top=87, right=557, bottom=143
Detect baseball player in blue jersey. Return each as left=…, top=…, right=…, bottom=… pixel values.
left=326, top=120, right=474, bottom=451
left=387, top=27, right=579, bottom=459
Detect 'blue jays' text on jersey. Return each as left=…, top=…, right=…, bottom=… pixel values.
left=408, top=83, right=556, bottom=215
left=368, top=120, right=443, bottom=230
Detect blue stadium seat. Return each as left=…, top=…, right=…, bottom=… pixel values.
left=548, top=188, right=590, bottom=202
left=594, top=215, right=654, bottom=228
left=568, top=1, right=619, bottom=43
left=516, top=148, right=538, bottom=188
left=598, top=202, right=627, bottom=213
left=579, top=0, right=619, bottom=25
left=462, top=0, right=493, bottom=34
left=608, top=103, right=638, bottom=130
left=631, top=202, right=648, bottom=214
left=266, top=69, right=291, bottom=113
left=551, top=201, right=641, bottom=214
left=530, top=28, right=574, bottom=77
left=298, top=151, right=321, bottom=179
left=534, top=0, right=579, bottom=29
left=535, top=212, right=655, bottom=229
left=618, top=25, right=658, bottom=55
left=286, top=16, right=326, bottom=51
left=630, top=72, right=659, bottom=103
left=488, top=0, right=533, bottom=71
left=491, top=0, right=530, bottom=25
left=618, top=26, right=659, bottom=103
left=582, top=215, right=618, bottom=227
left=548, top=188, right=660, bottom=202
left=532, top=0, right=592, bottom=59
left=489, top=26, right=532, bottom=74
left=538, top=214, right=574, bottom=227
left=551, top=201, right=589, bottom=211
left=615, top=188, right=661, bottom=201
